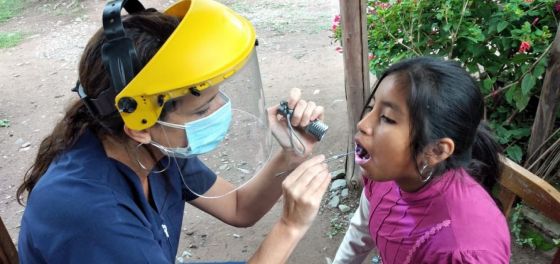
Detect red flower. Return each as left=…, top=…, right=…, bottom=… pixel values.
left=524, top=0, right=534, bottom=3
left=368, top=54, right=375, bottom=60
left=518, top=41, right=531, bottom=53
left=555, top=2, right=560, bottom=13
left=335, top=47, right=343, bottom=53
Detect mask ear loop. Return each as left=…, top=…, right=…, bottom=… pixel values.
left=285, top=111, right=306, bottom=156
left=134, top=143, right=170, bottom=173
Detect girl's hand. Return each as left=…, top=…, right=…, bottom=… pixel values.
left=280, top=155, right=331, bottom=232
left=268, top=88, right=325, bottom=158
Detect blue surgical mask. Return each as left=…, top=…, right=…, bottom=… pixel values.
left=153, top=92, right=232, bottom=159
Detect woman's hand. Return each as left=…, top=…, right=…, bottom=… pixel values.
left=247, top=155, right=330, bottom=264
left=280, top=155, right=331, bottom=233
left=268, top=88, right=325, bottom=158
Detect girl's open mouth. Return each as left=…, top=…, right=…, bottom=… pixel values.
left=355, top=143, right=371, bottom=165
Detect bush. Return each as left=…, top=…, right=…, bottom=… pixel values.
left=333, top=0, right=560, bottom=163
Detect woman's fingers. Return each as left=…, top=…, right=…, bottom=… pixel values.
left=300, top=101, right=316, bottom=127
left=291, top=99, right=307, bottom=127
left=286, top=88, right=322, bottom=128
left=311, top=170, right=331, bottom=197
left=285, top=162, right=328, bottom=197
left=310, top=105, right=325, bottom=122
left=282, top=155, right=325, bottom=186
left=287, top=88, right=302, bottom=109
left=280, top=163, right=331, bottom=230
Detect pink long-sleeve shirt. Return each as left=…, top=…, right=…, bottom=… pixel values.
left=363, top=168, right=511, bottom=264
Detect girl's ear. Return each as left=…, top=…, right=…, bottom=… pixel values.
left=124, top=125, right=152, bottom=144
left=426, top=138, right=455, bottom=166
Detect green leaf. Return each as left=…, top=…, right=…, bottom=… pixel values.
left=497, top=21, right=508, bottom=33
left=533, top=61, right=546, bottom=78
left=509, top=127, right=531, bottom=139
left=514, top=88, right=530, bottom=111
left=482, top=78, right=495, bottom=94
left=510, top=54, right=532, bottom=64
left=505, top=84, right=517, bottom=105
left=521, top=74, right=536, bottom=95
left=506, top=145, right=523, bottom=163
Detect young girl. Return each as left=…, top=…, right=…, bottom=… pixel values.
left=333, top=57, right=510, bottom=263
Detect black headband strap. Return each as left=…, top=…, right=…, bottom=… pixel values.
left=73, top=0, right=146, bottom=120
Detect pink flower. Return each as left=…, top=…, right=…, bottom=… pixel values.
left=524, top=0, right=534, bottom=3
left=531, top=17, right=539, bottom=26
left=368, top=54, right=375, bottom=60
left=518, top=41, right=531, bottom=53
left=333, top=15, right=341, bottom=24
left=335, top=47, right=343, bottom=53
left=378, top=2, right=391, bottom=9
left=332, top=15, right=341, bottom=32
left=555, top=2, right=560, bottom=13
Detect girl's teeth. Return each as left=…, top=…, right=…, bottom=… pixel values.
left=355, top=144, right=369, bottom=159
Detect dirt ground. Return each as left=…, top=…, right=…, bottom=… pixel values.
left=0, top=0, right=554, bottom=263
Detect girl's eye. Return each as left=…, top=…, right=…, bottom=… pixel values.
left=380, top=115, right=395, bottom=124
left=361, top=105, right=374, bottom=118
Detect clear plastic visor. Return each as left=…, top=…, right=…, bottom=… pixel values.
left=157, top=50, right=273, bottom=198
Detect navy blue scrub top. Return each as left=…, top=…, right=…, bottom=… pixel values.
left=18, top=129, right=217, bottom=263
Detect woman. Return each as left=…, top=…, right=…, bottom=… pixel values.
left=17, top=0, right=330, bottom=263
left=334, top=57, right=510, bottom=263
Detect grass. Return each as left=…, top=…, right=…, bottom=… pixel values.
left=0, top=0, right=25, bottom=48
left=0, top=0, right=23, bottom=23
left=0, top=32, right=24, bottom=48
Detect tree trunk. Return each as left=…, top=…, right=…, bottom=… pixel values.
left=339, top=0, right=370, bottom=189
left=527, top=25, right=560, bottom=162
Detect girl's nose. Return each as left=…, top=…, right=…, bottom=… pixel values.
left=356, top=115, right=373, bottom=135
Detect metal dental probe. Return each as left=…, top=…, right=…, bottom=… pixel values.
left=274, top=152, right=354, bottom=177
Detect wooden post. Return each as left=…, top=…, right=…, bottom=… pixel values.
left=339, top=0, right=370, bottom=189
left=0, top=217, right=18, bottom=264
left=527, top=25, right=560, bottom=160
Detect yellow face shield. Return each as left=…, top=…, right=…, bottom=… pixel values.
left=115, top=0, right=257, bottom=131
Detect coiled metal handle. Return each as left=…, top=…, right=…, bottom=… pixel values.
left=305, top=120, right=329, bottom=141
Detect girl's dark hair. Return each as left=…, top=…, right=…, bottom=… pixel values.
left=364, top=57, right=503, bottom=193
left=17, top=10, right=180, bottom=204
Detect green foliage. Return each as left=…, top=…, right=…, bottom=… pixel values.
left=0, top=0, right=23, bottom=22
left=333, top=0, right=559, bottom=162
left=510, top=204, right=559, bottom=251
left=0, top=32, right=23, bottom=48
left=0, top=119, right=9, bottom=127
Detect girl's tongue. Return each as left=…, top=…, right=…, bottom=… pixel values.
left=355, top=143, right=371, bottom=165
